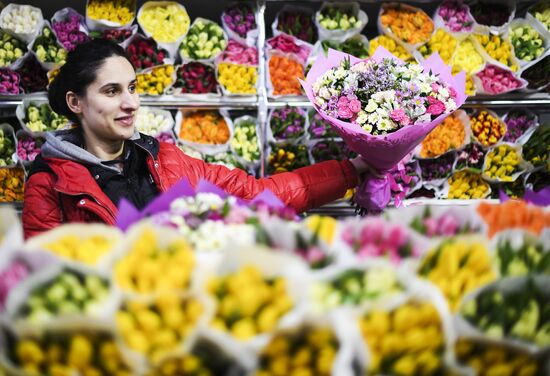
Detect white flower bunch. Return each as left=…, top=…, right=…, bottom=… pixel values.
left=0, top=5, right=42, bottom=35
left=135, top=107, right=173, bottom=136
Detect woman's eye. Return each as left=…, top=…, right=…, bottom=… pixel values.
left=129, top=84, right=136, bottom=93
left=106, top=88, right=117, bottom=96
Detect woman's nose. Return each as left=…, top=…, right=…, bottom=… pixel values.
left=121, top=89, right=139, bottom=110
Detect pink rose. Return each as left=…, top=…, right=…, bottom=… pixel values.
left=426, top=97, right=446, bottom=115
left=349, top=99, right=361, bottom=113
left=390, top=108, right=406, bottom=122
left=400, top=115, right=411, bottom=126
left=338, top=96, right=349, bottom=106
left=338, top=107, right=353, bottom=119
left=431, top=83, right=440, bottom=93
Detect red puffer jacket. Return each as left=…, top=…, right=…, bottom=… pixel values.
left=23, top=137, right=358, bottom=239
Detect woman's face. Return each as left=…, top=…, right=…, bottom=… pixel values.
left=77, top=56, right=139, bottom=142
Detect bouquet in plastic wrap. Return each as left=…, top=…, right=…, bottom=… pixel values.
left=301, top=48, right=466, bottom=212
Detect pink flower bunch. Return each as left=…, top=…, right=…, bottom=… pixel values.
left=16, top=135, right=42, bottom=162
left=341, top=219, right=419, bottom=264
left=422, top=214, right=460, bottom=237
left=0, top=68, right=21, bottom=94
left=337, top=94, right=361, bottom=119
left=218, top=39, right=258, bottom=65
left=267, top=34, right=311, bottom=64
left=52, top=14, right=90, bottom=51
left=438, top=0, right=474, bottom=32
left=477, top=65, right=524, bottom=95
left=0, top=259, right=29, bottom=310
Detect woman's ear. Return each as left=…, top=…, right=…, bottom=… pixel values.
left=66, top=91, right=82, bottom=115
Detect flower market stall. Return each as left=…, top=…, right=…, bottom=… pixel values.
left=0, top=1, right=549, bottom=374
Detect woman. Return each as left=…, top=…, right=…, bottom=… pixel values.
left=23, top=39, right=369, bottom=239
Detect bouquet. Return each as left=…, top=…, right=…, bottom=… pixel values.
left=52, top=10, right=89, bottom=52
left=173, top=62, right=218, bottom=95
left=302, top=48, right=466, bottom=211
left=275, top=8, right=317, bottom=44
left=126, top=35, right=169, bottom=71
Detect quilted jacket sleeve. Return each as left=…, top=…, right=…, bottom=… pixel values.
left=23, top=172, right=63, bottom=240
left=164, top=145, right=358, bottom=213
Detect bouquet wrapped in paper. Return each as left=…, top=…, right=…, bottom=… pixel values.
left=301, top=47, right=466, bottom=211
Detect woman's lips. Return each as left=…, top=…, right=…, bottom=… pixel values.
left=115, top=115, right=134, bottom=126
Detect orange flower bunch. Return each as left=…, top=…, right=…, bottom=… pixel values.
left=0, top=168, right=24, bottom=202
left=380, top=6, right=434, bottom=45
left=269, top=55, right=304, bottom=96
left=420, top=114, right=466, bottom=158
left=477, top=201, right=550, bottom=237
left=178, top=110, right=230, bottom=144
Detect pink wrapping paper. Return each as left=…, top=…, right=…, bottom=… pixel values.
left=300, top=47, right=466, bottom=211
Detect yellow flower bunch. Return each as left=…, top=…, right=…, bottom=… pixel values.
left=455, top=339, right=540, bottom=376
left=418, top=239, right=495, bottom=311
left=360, top=302, right=445, bottom=375
left=14, top=332, right=130, bottom=376
left=256, top=325, right=339, bottom=376
left=0, top=167, right=24, bottom=202
left=87, top=0, right=135, bottom=25
left=208, top=265, right=293, bottom=340
left=138, top=2, right=190, bottom=43
left=475, top=34, right=519, bottom=72
left=452, top=39, right=484, bottom=75
left=217, top=62, right=257, bottom=94
left=117, top=294, right=203, bottom=362
left=484, top=144, right=521, bottom=182
left=146, top=354, right=212, bottom=376
left=114, top=228, right=195, bottom=294
left=447, top=170, right=490, bottom=199
left=470, top=110, right=506, bottom=146
left=304, top=215, right=337, bottom=245
left=136, top=65, right=174, bottom=96
left=369, top=35, right=415, bottom=62
left=42, top=234, right=116, bottom=265
left=452, top=66, right=475, bottom=96
left=418, top=28, right=457, bottom=64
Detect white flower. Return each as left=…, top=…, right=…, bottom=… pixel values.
left=419, top=82, right=432, bottom=94
left=361, top=123, right=373, bottom=133
left=375, top=107, right=389, bottom=118
left=334, top=67, right=346, bottom=79
left=312, top=80, right=322, bottom=93
left=438, top=87, right=449, bottom=99
left=367, top=112, right=380, bottom=125
left=365, top=99, right=378, bottom=113
left=417, top=114, right=432, bottom=124
left=445, top=99, right=457, bottom=112
left=319, top=87, right=331, bottom=100
left=314, top=97, right=326, bottom=107
left=356, top=110, right=369, bottom=125
left=329, top=88, right=340, bottom=97
left=378, top=118, right=395, bottom=131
